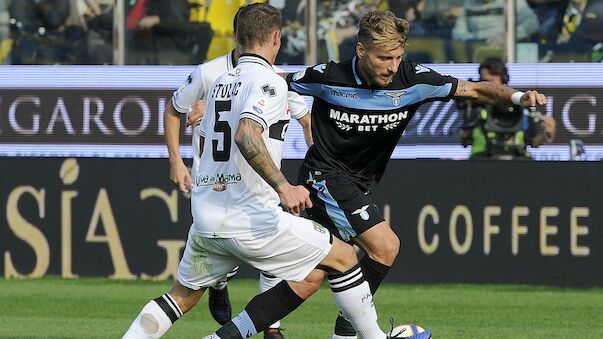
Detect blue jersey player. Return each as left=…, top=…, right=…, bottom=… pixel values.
left=285, top=10, right=547, bottom=339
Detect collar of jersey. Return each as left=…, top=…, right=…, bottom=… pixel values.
left=238, top=53, right=273, bottom=71
left=227, top=50, right=238, bottom=70
left=352, top=56, right=364, bottom=85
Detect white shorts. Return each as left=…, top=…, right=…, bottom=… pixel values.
left=177, top=211, right=332, bottom=290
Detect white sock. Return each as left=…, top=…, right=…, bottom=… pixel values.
left=329, top=267, right=386, bottom=339
left=122, top=295, right=182, bottom=339
left=259, top=272, right=282, bottom=329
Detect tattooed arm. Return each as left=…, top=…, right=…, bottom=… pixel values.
left=235, top=118, right=312, bottom=214
left=454, top=79, right=547, bottom=107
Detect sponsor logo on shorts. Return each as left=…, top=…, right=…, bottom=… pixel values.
left=352, top=205, right=370, bottom=221
left=312, top=221, right=327, bottom=234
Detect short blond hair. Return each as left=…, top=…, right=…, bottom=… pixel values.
left=357, top=11, right=409, bottom=50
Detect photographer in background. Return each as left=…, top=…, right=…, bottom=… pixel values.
left=459, top=58, right=556, bottom=159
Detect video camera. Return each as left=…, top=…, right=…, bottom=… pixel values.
left=456, top=81, right=547, bottom=158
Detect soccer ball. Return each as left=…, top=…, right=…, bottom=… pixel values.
left=390, top=324, right=429, bottom=338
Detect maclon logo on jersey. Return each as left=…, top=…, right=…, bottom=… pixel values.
left=329, top=108, right=409, bottom=132
left=195, top=173, right=242, bottom=191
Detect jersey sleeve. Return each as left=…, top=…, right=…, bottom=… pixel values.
left=408, top=62, right=458, bottom=102
left=287, top=91, right=309, bottom=120
left=285, top=63, right=329, bottom=97
left=240, top=77, right=288, bottom=130
left=171, top=65, right=207, bottom=114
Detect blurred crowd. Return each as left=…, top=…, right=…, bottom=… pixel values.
left=1, top=0, right=602, bottom=65
left=7, top=0, right=113, bottom=64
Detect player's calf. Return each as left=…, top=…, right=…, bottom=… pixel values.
left=327, top=263, right=386, bottom=339
left=205, top=281, right=305, bottom=339
left=209, top=286, right=232, bottom=325
left=123, top=282, right=204, bottom=338
left=209, top=266, right=237, bottom=325
left=122, top=294, right=183, bottom=339
left=259, top=271, right=284, bottom=330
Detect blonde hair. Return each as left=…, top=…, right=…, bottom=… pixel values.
left=357, top=10, right=409, bottom=51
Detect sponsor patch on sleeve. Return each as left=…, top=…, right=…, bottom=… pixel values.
left=414, top=64, right=431, bottom=74
left=261, top=84, right=277, bottom=97
left=292, top=69, right=306, bottom=81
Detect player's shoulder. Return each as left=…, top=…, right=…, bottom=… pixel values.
left=254, top=72, right=287, bottom=95
left=201, top=54, right=229, bottom=69
left=397, top=60, right=446, bottom=83
left=236, top=67, right=285, bottom=98
left=294, top=59, right=355, bottom=85
left=197, top=54, right=229, bottom=77
left=398, top=60, right=429, bottom=76
left=324, top=59, right=355, bottom=81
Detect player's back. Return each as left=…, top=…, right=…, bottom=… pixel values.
left=191, top=54, right=289, bottom=238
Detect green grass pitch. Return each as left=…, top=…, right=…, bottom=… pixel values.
left=1, top=278, right=602, bottom=338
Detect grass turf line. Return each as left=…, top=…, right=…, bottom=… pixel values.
left=0, top=278, right=602, bottom=338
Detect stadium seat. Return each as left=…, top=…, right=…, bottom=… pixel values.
left=405, top=37, right=447, bottom=63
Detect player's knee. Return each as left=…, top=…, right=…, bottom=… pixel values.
left=336, top=243, right=359, bottom=271
left=296, top=270, right=325, bottom=298
left=321, top=238, right=359, bottom=273
left=381, top=234, right=400, bottom=261
left=366, top=233, right=400, bottom=264
left=388, top=233, right=401, bottom=256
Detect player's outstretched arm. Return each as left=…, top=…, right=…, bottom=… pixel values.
left=235, top=118, right=312, bottom=214
left=165, top=99, right=193, bottom=193
left=453, top=79, right=547, bottom=107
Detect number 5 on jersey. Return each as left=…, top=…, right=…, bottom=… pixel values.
left=208, top=100, right=231, bottom=161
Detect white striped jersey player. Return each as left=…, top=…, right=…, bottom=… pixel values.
left=194, top=54, right=292, bottom=237
left=171, top=51, right=309, bottom=182
left=177, top=54, right=331, bottom=288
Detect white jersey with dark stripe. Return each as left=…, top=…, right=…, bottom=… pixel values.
left=287, top=58, right=458, bottom=189
left=192, top=54, right=290, bottom=238
left=171, top=50, right=309, bottom=182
